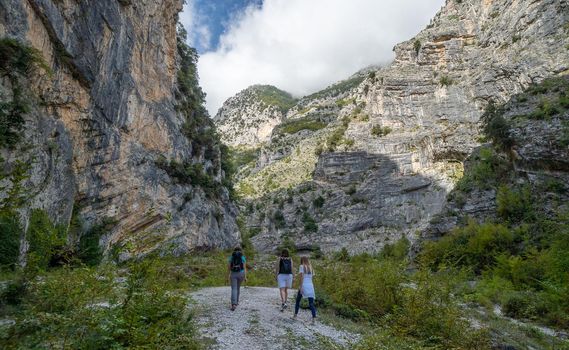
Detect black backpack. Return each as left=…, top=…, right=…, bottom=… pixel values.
left=279, top=258, right=292, bottom=274
left=230, top=251, right=243, bottom=272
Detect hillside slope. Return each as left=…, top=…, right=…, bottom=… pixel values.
left=218, top=0, right=569, bottom=254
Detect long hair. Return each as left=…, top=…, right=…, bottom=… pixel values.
left=300, top=256, right=313, bottom=275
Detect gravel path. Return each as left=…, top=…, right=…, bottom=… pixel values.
left=190, top=287, right=359, bottom=350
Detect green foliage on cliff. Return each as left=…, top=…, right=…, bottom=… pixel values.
left=0, top=38, right=50, bottom=149
left=174, top=25, right=235, bottom=200
left=254, top=85, right=297, bottom=112
left=422, top=77, right=569, bottom=330
left=371, top=125, right=392, bottom=137
left=156, top=157, right=221, bottom=199
left=26, top=209, right=67, bottom=272
left=273, top=116, right=327, bottom=135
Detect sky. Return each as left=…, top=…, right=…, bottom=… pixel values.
left=180, top=0, right=446, bottom=115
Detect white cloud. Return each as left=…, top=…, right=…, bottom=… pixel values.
left=182, top=0, right=445, bottom=115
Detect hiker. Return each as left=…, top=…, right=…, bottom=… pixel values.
left=293, top=256, right=317, bottom=323
left=275, top=248, right=293, bottom=311
left=227, top=246, right=247, bottom=311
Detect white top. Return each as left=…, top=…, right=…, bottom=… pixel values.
left=299, top=265, right=315, bottom=298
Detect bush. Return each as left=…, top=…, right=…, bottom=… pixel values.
left=4, top=262, right=202, bottom=349
left=326, top=124, right=348, bottom=151
left=274, top=116, right=327, bottom=135
left=496, top=185, right=533, bottom=222
left=380, top=237, right=410, bottom=261
left=371, top=125, right=392, bottom=137
left=413, top=40, right=421, bottom=55
left=439, top=76, right=453, bottom=87
left=302, top=212, right=318, bottom=232
left=26, top=209, right=67, bottom=271
left=481, top=102, right=514, bottom=152
left=273, top=210, right=286, bottom=228
left=420, top=220, right=515, bottom=273
left=318, top=258, right=405, bottom=319
left=454, top=146, right=511, bottom=192
left=313, top=195, right=325, bottom=208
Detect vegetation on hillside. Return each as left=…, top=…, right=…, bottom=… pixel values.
left=273, top=115, right=328, bottom=136
left=303, top=75, right=365, bottom=101
left=421, top=76, right=569, bottom=333
left=156, top=25, right=235, bottom=200
left=254, top=85, right=297, bottom=112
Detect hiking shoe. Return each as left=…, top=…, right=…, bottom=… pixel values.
left=230, top=304, right=236, bottom=311
left=280, top=303, right=285, bottom=312
left=311, top=317, right=316, bottom=325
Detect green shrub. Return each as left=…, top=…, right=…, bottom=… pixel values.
left=335, top=98, right=355, bottom=108
left=380, top=237, right=410, bottom=261
left=454, top=146, right=511, bottom=192
left=496, top=185, right=533, bottom=222
left=4, top=262, right=202, bottom=349
left=390, top=270, right=490, bottom=349
left=156, top=158, right=221, bottom=198
left=326, top=124, right=348, bottom=151
left=371, top=125, right=392, bottom=137
left=413, top=40, right=421, bottom=55
left=302, top=212, right=318, bottom=232
left=481, top=102, right=514, bottom=152
left=318, top=258, right=405, bottom=319
left=274, top=116, right=327, bottom=135
left=273, top=210, right=286, bottom=228
left=26, top=209, right=67, bottom=271
left=313, top=195, right=325, bottom=208
left=439, top=76, right=453, bottom=87
left=420, top=220, right=515, bottom=273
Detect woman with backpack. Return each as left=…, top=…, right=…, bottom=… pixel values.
left=275, top=248, right=293, bottom=311
left=227, top=246, right=247, bottom=311
left=293, top=256, right=317, bottom=324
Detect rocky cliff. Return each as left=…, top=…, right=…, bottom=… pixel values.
left=219, top=0, right=569, bottom=254
left=214, top=85, right=296, bottom=148
left=0, top=0, right=238, bottom=262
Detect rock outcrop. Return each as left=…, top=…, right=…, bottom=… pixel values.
left=220, top=0, right=569, bottom=254
left=214, top=85, right=296, bottom=148
left=0, top=0, right=238, bottom=260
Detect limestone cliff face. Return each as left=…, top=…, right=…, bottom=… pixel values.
left=0, top=0, right=238, bottom=259
left=220, top=0, right=569, bottom=254
left=213, top=85, right=296, bottom=148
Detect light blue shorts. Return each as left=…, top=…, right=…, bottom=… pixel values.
left=277, top=274, right=293, bottom=288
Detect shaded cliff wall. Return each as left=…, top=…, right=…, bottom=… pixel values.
left=0, top=0, right=238, bottom=260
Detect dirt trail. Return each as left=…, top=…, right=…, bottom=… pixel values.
left=190, top=287, right=359, bottom=349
